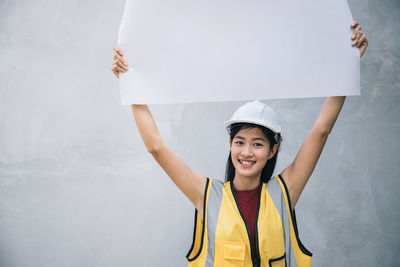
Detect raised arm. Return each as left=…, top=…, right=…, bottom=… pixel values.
left=280, top=96, right=346, bottom=207
left=111, top=46, right=207, bottom=218
left=280, top=22, right=368, bottom=208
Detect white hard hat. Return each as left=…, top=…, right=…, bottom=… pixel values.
left=224, top=100, right=284, bottom=150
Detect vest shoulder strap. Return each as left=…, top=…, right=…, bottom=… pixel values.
left=267, top=175, right=313, bottom=266
left=186, top=178, right=225, bottom=265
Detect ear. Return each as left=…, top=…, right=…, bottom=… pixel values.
left=229, top=139, right=232, bottom=147
left=267, top=144, right=278, bottom=160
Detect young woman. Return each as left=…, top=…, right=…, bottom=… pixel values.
left=111, top=22, right=368, bottom=267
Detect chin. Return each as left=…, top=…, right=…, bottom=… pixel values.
left=235, top=167, right=262, bottom=178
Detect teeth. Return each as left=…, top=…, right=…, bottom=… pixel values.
left=240, top=160, right=255, bottom=165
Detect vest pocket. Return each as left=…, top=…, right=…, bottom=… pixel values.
left=268, top=252, right=286, bottom=267
left=223, top=241, right=246, bottom=267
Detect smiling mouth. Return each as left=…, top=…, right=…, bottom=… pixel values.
left=238, top=159, right=256, bottom=166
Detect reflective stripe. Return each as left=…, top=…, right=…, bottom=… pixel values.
left=205, top=179, right=224, bottom=266
left=275, top=175, right=312, bottom=266
left=267, top=177, right=298, bottom=267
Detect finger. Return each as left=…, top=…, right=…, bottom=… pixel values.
left=111, top=66, right=118, bottom=78
left=352, top=31, right=363, bottom=46
left=115, top=57, right=128, bottom=69
left=351, top=25, right=362, bottom=40
left=113, top=53, right=128, bottom=66
left=360, top=45, right=367, bottom=57
left=111, top=64, right=118, bottom=73
left=111, top=63, right=126, bottom=74
left=112, top=61, right=127, bottom=73
left=120, top=57, right=128, bottom=66
left=351, top=21, right=359, bottom=28
left=111, top=67, right=119, bottom=78
left=355, top=31, right=363, bottom=44
left=116, top=59, right=129, bottom=71
left=112, top=68, right=119, bottom=79
left=113, top=45, right=121, bottom=54
left=113, top=45, right=124, bottom=56
left=111, top=61, right=125, bottom=72
left=356, top=34, right=366, bottom=48
left=359, top=36, right=368, bottom=57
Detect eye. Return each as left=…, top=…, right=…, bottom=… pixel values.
left=234, top=141, right=243, bottom=145
left=254, top=143, right=263, bottom=147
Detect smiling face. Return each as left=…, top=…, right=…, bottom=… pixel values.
left=229, top=127, right=277, bottom=184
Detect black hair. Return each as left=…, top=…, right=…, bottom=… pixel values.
left=224, top=122, right=280, bottom=184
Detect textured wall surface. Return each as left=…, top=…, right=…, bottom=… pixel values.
left=0, top=0, right=399, bottom=266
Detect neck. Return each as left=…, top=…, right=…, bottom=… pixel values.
left=232, top=174, right=261, bottom=190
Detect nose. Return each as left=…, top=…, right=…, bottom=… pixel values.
left=240, top=145, right=253, bottom=157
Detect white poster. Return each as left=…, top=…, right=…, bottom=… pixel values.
left=117, top=0, right=359, bottom=105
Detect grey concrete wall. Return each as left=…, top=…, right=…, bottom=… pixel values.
left=0, top=0, right=399, bottom=266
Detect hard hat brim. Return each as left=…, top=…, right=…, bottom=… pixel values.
left=224, top=119, right=281, bottom=135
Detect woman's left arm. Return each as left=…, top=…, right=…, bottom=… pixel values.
left=281, top=21, right=368, bottom=208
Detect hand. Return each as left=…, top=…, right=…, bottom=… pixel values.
left=351, top=21, right=368, bottom=58
left=111, top=45, right=129, bottom=79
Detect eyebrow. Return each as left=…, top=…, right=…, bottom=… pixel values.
left=234, top=135, right=266, bottom=142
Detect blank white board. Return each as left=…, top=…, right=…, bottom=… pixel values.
left=117, top=0, right=359, bottom=105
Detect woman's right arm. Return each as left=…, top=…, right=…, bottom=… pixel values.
left=131, top=105, right=207, bottom=212
left=111, top=46, right=207, bottom=217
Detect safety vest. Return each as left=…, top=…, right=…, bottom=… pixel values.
left=186, top=175, right=312, bottom=267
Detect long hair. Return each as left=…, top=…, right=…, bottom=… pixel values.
left=225, top=122, right=280, bottom=184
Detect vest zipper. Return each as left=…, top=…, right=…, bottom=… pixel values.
left=230, top=182, right=263, bottom=267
